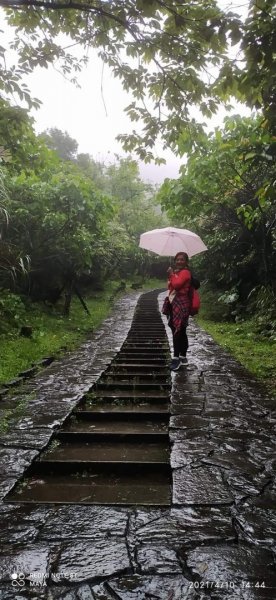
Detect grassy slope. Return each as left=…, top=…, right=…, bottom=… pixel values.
left=0, top=279, right=165, bottom=385
left=0, top=283, right=121, bottom=385
left=196, top=317, right=275, bottom=397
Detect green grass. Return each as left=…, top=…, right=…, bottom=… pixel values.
left=197, top=316, right=276, bottom=397
left=0, top=282, right=124, bottom=385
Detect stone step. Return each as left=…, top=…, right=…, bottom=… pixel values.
left=116, top=354, right=169, bottom=361
left=101, top=373, right=169, bottom=382
left=128, top=332, right=165, bottom=336
left=55, top=433, right=168, bottom=445
left=130, top=327, right=165, bottom=331
left=95, top=382, right=170, bottom=391
left=58, top=418, right=168, bottom=435
left=122, top=342, right=167, bottom=347
left=108, top=363, right=167, bottom=369
left=91, top=390, right=169, bottom=400
left=114, top=358, right=168, bottom=365
left=37, top=441, right=170, bottom=464
left=125, top=340, right=165, bottom=344
left=127, top=332, right=165, bottom=337
left=75, top=402, right=169, bottom=415
left=119, top=347, right=169, bottom=353
left=8, top=471, right=171, bottom=505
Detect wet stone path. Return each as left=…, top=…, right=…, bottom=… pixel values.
left=6, top=291, right=171, bottom=506
left=0, top=290, right=276, bottom=599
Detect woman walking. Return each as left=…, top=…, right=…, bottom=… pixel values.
left=163, top=252, right=192, bottom=371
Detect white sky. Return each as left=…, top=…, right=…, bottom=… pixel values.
left=1, top=0, right=250, bottom=184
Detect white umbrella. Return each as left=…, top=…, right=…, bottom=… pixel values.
left=139, top=226, right=207, bottom=257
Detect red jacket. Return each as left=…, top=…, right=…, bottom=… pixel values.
left=168, top=268, right=191, bottom=295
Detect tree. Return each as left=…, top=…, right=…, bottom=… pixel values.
left=235, top=0, right=276, bottom=133
left=0, top=97, right=57, bottom=174
left=0, top=96, right=167, bottom=304
left=1, top=1, right=275, bottom=157
left=5, top=163, right=114, bottom=309
left=76, top=155, right=167, bottom=277
left=0, top=166, right=8, bottom=226
left=76, top=154, right=106, bottom=189
left=39, top=128, right=78, bottom=161
left=0, top=166, right=30, bottom=286
left=158, top=115, right=275, bottom=316
left=1, top=0, right=244, bottom=158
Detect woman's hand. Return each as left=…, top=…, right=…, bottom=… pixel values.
left=167, top=267, right=173, bottom=276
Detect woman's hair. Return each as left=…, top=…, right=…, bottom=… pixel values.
left=174, top=251, right=189, bottom=262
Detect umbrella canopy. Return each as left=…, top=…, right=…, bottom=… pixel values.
left=139, top=226, right=207, bottom=257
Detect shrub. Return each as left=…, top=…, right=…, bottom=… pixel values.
left=0, top=289, right=27, bottom=333
left=247, top=285, right=276, bottom=339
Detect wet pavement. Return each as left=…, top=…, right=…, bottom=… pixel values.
left=0, top=290, right=276, bottom=599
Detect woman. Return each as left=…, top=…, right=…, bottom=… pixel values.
left=163, top=251, right=192, bottom=371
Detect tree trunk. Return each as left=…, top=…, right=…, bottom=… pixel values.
left=73, top=284, right=91, bottom=315
left=63, top=278, right=74, bottom=316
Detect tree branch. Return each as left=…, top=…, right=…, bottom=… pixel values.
left=1, top=0, right=129, bottom=29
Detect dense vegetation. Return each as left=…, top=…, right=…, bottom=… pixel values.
left=0, top=100, right=167, bottom=317
left=158, top=114, right=275, bottom=339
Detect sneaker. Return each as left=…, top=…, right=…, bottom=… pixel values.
left=170, top=357, right=181, bottom=371
left=179, top=354, right=188, bottom=364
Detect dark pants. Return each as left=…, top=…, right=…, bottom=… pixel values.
left=171, top=325, right=188, bottom=357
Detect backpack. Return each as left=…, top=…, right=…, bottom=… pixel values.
left=189, top=286, right=200, bottom=316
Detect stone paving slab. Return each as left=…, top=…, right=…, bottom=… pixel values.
left=0, top=478, right=18, bottom=502
left=91, top=576, right=200, bottom=600
left=0, top=428, right=53, bottom=450
left=38, top=506, right=129, bottom=540
left=132, top=506, right=235, bottom=546
left=52, top=538, right=131, bottom=583
left=173, top=465, right=234, bottom=505
left=0, top=449, right=39, bottom=478
left=0, top=290, right=275, bottom=598
left=184, top=544, right=276, bottom=598
left=0, top=543, right=51, bottom=583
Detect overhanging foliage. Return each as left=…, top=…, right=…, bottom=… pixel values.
left=158, top=114, right=276, bottom=323
left=1, top=0, right=244, bottom=158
